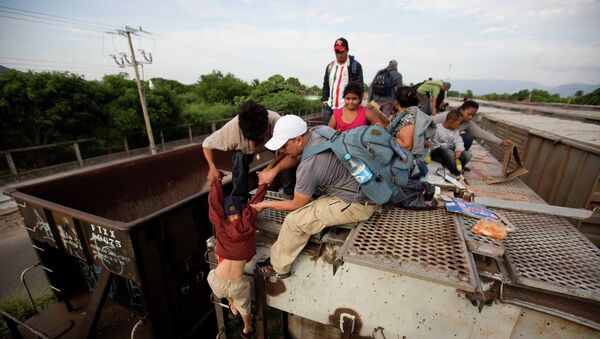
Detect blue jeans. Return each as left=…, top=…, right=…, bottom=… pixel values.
left=431, top=148, right=472, bottom=176
left=461, top=131, right=474, bottom=151
left=322, top=105, right=333, bottom=125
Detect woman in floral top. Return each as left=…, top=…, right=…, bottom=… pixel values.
left=388, top=87, right=418, bottom=151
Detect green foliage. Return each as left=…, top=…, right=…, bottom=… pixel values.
left=571, top=88, right=600, bottom=105
left=150, top=77, right=192, bottom=94
left=0, top=68, right=321, bottom=171
left=306, top=85, right=321, bottom=96
left=530, top=89, right=560, bottom=102
left=183, top=102, right=237, bottom=123
left=465, top=89, right=473, bottom=98
left=237, top=74, right=317, bottom=112
left=0, top=70, right=104, bottom=149
left=477, top=88, right=566, bottom=103
left=195, top=70, right=251, bottom=104
left=0, top=290, right=57, bottom=331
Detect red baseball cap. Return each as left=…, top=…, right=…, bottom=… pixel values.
left=333, top=37, right=348, bottom=52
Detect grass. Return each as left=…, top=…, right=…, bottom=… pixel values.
left=0, top=290, right=57, bottom=333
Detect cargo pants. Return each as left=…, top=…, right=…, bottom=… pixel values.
left=270, top=195, right=378, bottom=274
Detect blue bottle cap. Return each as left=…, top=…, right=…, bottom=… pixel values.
left=344, top=153, right=351, bottom=161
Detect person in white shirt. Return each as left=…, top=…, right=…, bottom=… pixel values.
left=321, top=37, right=363, bottom=124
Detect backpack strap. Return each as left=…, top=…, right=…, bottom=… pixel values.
left=300, top=127, right=340, bottom=161
left=350, top=57, right=358, bottom=76
left=389, top=110, right=410, bottom=136
left=301, top=141, right=331, bottom=161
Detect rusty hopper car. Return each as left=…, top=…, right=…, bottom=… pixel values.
left=3, top=144, right=273, bottom=338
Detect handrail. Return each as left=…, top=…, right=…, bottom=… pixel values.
left=0, top=309, right=50, bottom=339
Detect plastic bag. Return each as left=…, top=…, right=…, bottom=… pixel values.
left=471, top=219, right=511, bottom=240
left=390, top=180, right=438, bottom=210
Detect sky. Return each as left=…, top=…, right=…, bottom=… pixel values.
left=0, top=0, right=599, bottom=88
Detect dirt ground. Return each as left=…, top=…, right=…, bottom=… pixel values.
left=0, top=201, right=49, bottom=299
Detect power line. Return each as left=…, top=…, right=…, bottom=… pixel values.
left=0, top=13, right=106, bottom=34
left=0, top=56, right=202, bottom=80
left=0, top=5, right=116, bottom=30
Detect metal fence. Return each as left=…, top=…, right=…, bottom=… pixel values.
left=0, top=107, right=322, bottom=185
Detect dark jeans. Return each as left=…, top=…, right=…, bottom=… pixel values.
left=282, top=165, right=297, bottom=196
left=431, top=147, right=472, bottom=176
left=322, top=105, right=333, bottom=125
left=410, top=156, right=428, bottom=179
left=461, top=131, right=474, bottom=151
left=231, top=151, right=255, bottom=200
left=417, top=93, right=432, bottom=115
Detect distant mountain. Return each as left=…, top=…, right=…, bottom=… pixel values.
left=449, top=79, right=600, bottom=97
left=549, top=83, right=599, bottom=97
left=0, top=64, right=12, bottom=75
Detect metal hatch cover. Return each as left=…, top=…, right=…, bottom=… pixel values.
left=343, top=208, right=477, bottom=292
left=502, top=210, right=600, bottom=302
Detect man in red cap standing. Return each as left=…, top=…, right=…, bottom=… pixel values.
left=322, top=37, right=363, bottom=125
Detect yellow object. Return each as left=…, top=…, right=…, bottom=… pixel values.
left=456, top=159, right=462, bottom=172
left=425, top=153, right=431, bottom=164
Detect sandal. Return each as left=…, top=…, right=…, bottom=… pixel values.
left=240, top=328, right=256, bottom=339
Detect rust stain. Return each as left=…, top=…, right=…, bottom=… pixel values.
left=321, top=244, right=338, bottom=265
left=265, top=279, right=286, bottom=297
left=328, top=307, right=373, bottom=339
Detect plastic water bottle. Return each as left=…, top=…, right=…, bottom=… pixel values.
left=344, top=154, right=373, bottom=184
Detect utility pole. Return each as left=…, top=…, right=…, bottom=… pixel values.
left=110, top=26, right=156, bottom=155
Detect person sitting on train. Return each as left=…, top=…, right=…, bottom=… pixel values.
left=430, top=110, right=468, bottom=176
left=433, top=100, right=514, bottom=171
left=251, top=115, right=379, bottom=280
left=388, top=86, right=435, bottom=178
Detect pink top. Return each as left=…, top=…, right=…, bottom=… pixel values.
left=333, top=106, right=368, bottom=132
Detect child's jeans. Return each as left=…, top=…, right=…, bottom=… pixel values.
left=431, top=147, right=472, bottom=176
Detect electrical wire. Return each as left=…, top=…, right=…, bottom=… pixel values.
left=0, top=13, right=106, bottom=34
left=0, top=5, right=116, bottom=30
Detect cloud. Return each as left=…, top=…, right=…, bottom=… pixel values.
left=479, top=25, right=520, bottom=35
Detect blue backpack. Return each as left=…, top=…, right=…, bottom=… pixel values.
left=301, top=126, right=413, bottom=205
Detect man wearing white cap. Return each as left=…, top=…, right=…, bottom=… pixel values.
left=251, top=115, right=378, bottom=279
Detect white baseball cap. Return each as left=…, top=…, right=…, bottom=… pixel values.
left=264, top=115, right=307, bottom=151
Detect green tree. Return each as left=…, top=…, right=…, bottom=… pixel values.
left=237, top=74, right=319, bottom=112
left=0, top=70, right=104, bottom=149
left=306, top=85, right=321, bottom=96
left=285, top=77, right=304, bottom=94
left=572, top=88, right=600, bottom=105
left=99, top=73, right=182, bottom=146
left=195, top=70, right=251, bottom=104
left=465, top=89, right=473, bottom=98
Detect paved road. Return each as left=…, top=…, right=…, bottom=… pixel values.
left=0, top=208, right=49, bottom=299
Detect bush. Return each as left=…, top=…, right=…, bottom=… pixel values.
left=182, top=102, right=238, bottom=123
left=0, top=290, right=57, bottom=332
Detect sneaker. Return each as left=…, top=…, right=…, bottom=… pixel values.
left=257, top=258, right=290, bottom=280
left=463, top=165, right=472, bottom=172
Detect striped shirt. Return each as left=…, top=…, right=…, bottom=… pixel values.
left=326, top=59, right=350, bottom=109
